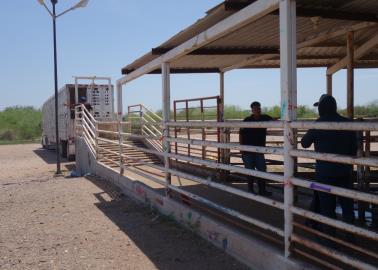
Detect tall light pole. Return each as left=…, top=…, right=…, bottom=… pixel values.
left=37, top=0, right=89, bottom=175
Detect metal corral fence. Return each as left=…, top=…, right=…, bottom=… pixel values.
left=76, top=104, right=378, bottom=269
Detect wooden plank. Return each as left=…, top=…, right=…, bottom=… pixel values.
left=327, top=32, right=378, bottom=75
left=223, top=22, right=377, bottom=72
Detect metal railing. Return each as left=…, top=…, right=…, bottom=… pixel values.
left=127, top=104, right=163, bottom=152
left=75, top=104, right=98, bottom=158
left=76, top=106, right=378, bottom=269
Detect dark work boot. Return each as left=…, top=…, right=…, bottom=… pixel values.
left=258, top=180, right=272, bottom=197
left=248, top=179, right=255, bottom=193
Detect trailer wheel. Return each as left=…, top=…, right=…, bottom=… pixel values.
left=42, top=136, right=50, bottom=149
left=67, top=142, right=75, bottom=161
left=61, top=140, right=68, bottom=158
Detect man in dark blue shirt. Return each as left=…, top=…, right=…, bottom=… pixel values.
left=301, top=94, right=357, bottom=236
left=239, top=101, right=272, bottom=196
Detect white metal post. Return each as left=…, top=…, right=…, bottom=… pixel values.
left=75, top=77, right=78, bottom=104
left=117, top=83, right=124, bottom=175
left=95, top=121, right=99, bottom=160
left=280, top=0, right=297, bottom=258
left=162, top=62, right=171, bottom=188
left=219, top=72, right=225, bottom=164
left=326, top=73, right=333, bottom=95
left=347, top=31, right=354, bottom=119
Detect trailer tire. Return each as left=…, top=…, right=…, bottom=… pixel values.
left=61, top=140, right=68, bottom=158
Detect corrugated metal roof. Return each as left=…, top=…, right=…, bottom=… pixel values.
left=121, top=0, right=378, bottom=75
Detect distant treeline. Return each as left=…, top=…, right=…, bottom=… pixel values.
left=149, top=101, right=378, bottom=120
left=1, top=102, right=378, bottom=144
left=150, top=105, right=317, bottom=120
left=0, top=106, right=42, bottom=143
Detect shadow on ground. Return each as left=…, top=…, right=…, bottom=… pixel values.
left=33, top=147, right=71, bottom=165
left=83, top=174, right=247, bottom=270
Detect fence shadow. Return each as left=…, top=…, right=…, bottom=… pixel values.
left=83, top=174, right=247, bottom=270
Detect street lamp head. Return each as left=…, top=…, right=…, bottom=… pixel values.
left=37, top=0, right=44, bottom=5
left=74, top=0, right=89, bottom=8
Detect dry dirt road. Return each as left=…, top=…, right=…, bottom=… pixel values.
left=0, top=144, right=248, bottom=270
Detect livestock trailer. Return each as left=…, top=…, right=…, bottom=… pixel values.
left=42, top=77, right=114, bottom=160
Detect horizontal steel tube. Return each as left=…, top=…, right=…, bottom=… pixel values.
left=166, top=152, right=283, bottom=183
left=291, top=177, right=378, bottom=204
left=167, top=120, right=283, bottom=129
left=100, top=137, right=282, bottom=183
left=82, top=112, right=96, bottom=130
left=98, top=129, right=119, bottom=135
left=124, top=166, right=167, bottom=187
left=167, top=137, right=283, bottom=155
left=291, top=206, right=378, bottom=240
left=167, top=184, right=284, bottom=237
left=82, top=118, right=95, bottom=137
left=120, top=132, right=161, bottom=141
left=290, top=121, right=378, bottom=131
left=291, top=149, right=378, bottom=168
left=102, top=156, right=120, bottom=167
left=122, top=154, right=165, bottom=172
left=168, top=168, right=284, bottom=209
left=293, top=222, right=378, bottom=260
left=291, top=234, right=376, bottom=270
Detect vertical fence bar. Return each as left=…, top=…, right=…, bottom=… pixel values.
left=74, top=77, right=79, bottom=106
left=95, top=121, right=99, bottom=160
left=200, top=99, right=206, bottom=160
left=219, top=72, right=225, bottom=165
left=117, top=83, right=124, bottom=175
left=280, top=0, right=297, bottom=258
left=357, top=128, right=366, bottom=222
left=174, top=101, right=178, bottom=155
left=326, top=73, right=333, bottom=96
left=347, top=31, right=354, bottom=119
left=162, top=62, right=171, bottom=187
left=186, top=100, right=190, bottom=157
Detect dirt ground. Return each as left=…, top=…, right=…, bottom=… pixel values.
left=0, top=144, right=248, bottom=270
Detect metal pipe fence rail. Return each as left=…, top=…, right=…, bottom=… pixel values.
left=76, top=116, right=378, bottom=269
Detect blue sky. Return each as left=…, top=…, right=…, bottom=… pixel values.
left=0, top=0, right=377, bottom=112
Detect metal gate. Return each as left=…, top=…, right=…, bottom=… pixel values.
left=173, top=96, right=221, bottom=162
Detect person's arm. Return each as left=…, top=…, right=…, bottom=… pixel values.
left=301, top=129, right=315, bottom=148
left=350, top=131, right=358, bottom=156
left=239, top=117, right=247, bottom=145
left=239, top=128, right=244, bottom=145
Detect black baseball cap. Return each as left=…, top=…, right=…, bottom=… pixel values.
left=313, top=94, right=329, bottom=106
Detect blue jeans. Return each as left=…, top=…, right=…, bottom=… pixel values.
left=316, top=174, right=355, bottom=239
left=242, top=152, right=267, bottom=193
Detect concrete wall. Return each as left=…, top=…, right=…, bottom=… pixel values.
left=76, top=138, right=316, bottom=270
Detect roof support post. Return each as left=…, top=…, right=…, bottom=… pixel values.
left=219, top=71, right=225, bottom=122
left=219, top=72, right=227, bottom=167
left=74, top=77, right=79, bottom=104
left=326, top=73, right=333, bottom=96
left=117, top=83, right=124, bottom=175
left=162, top=62, right=172, bottom=190
left=347, top=32, right=354, bottom=119
left=280, top=0, right=297, bottom=258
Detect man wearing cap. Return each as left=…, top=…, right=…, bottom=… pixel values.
left=301, top=94, right=357, bottom=236
left=79, top=96, right=93, bottom=112
left=239, top=101, right=272, bottom=196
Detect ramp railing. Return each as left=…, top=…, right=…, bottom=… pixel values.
left=127, top=104, right=163, bottom=152
left=75, top=104, right=98, bottom=158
